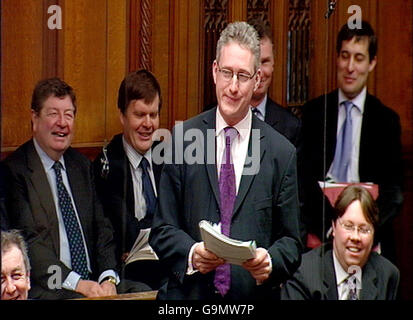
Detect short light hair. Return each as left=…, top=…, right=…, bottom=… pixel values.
left=216, top=21, right=261, bottom=72
left=1, top=229, right=31, bottom=274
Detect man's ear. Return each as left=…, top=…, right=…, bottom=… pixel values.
left=331, top=220, right=336, bottom=238
left=212, top=60, right=218, bottom=85
left=368, top=55, right=377, bottom=73
left=253, top=69, right=261, bottom=92
left=119, top=109, right=125, bottom=126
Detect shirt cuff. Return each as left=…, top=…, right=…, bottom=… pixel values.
left=62, top=271, right=81, bottom=291
left=186, top=242, right=200, bottom=275
left=98, top=270, right=120, bottom=285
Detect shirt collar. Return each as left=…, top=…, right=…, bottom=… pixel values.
left=33, top=138, right=66, bottom=171
left=122, top=135, right=152, bottom=170
left=338, top=87, right=366, bottom=114
left=215, top=107, right=252, bottom=141
left=253, top=94, right=267, bottom=118
left=333, top=249, right=362, bottom=285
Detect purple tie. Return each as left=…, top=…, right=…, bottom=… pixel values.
left=214, top=126, right=238, bottom=296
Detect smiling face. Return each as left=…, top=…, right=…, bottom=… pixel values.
left=1, top=245, right=31, bottom=300
left=336, top=37, right=377, bottom=99
left=332, top=200, right=374, bottom=271
left=120, top=95, right=160, bottom=155
left=32, top=95, right=75, bottom=161
left=251, top=37, right=274, bottom=106
left=213, top=42, right=260, bottom=126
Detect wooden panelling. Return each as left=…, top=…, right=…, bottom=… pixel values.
left=152, top=0, right=171, bottom=130
left=105, top=0, right=127, bottom=142
left=62, top=0, right=107, bottom=146
left=1, top=0, right=44, bottom=150
left=270, top=0, right=289, bottom=106
left=375, top=0, right=413, bottom=154
left=168, top=0, right=203, bottom=125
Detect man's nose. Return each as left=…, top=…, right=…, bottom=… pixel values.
left=229, top=74, right=239, bottom=92
left=3, top=277, right=17, bottom=294
left=56, top=113, right=68, bottom=126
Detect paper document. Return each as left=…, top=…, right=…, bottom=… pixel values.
left=199, top=220, right=256, bottom=265
left=125, top=228, right=158, bottom=265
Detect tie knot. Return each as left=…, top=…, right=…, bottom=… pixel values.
left=224, top=126, right=238, bottom=144
left=343, top=101, right=354, bottom=115
left=52, top=161, right=63, bottom=171
left=139, top=157, right=150, bottom=171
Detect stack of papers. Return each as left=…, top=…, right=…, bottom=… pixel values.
left=199, top=220, right=256, bottom=265
left=125, top=228, right=159, bottom=265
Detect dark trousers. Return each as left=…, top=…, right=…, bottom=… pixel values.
left=122, top=259, right=164, bottom=290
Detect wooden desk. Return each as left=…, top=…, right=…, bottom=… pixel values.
left=74, top=290, right=157, bottom=300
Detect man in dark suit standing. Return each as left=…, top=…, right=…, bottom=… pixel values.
left=247, top=18, right=302, bottom=148
left=93, top=70, right=164, bottom=290
left=300, top=21, right=403, bottom=262
left=4, top=78, right=149, bottom=299
left=149, top=21, right=302, bottom=300
left=281, top=185, right=399, bottom=300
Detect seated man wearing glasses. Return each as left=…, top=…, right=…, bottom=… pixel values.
left=281, top=185, right=399, bottom=300
left=1, top=230, right=31, bottom=300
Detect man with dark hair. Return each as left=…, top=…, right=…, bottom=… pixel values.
left=4, top=77, right=149, bottom=299
left=247, top=18, right=301, bottom=148
left=300, top=21, right=403, bottom=262
left=93, top=69, right=164, bottom=290
left=281, top=185, right=399, bottom=300
left=1, top=229, right=31, bottom=300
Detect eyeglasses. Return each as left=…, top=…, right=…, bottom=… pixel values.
left=338, top=218, right=373, bottom=236
left=217, top=65, right=256, bottom=84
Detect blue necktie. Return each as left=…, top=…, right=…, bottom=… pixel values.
left=252, top=107, right=264, bottom=121
left=331, top=101, right=354, bottom=182
left=52, top=161, right=89, bottom=280
left=214, top=126, right=238, bottom=296
left=139, top=157, right=156, bottom=220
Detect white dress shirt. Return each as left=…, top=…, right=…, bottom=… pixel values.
left=327, top=87, right=366, bottom=183
left=333, top=250, right=362, bottom=300
left=251, top=94, right=267, bottom=121
left=215, top=107, right=252, bottom=193
left=33, top=139, right=118, bottom=290
left=122, top=136, right=157, bottom=222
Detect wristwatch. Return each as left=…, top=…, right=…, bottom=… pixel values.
left=101, top=276, right=117, bottom=285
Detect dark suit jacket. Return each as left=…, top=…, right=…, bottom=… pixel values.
left=300, top=90, right=403, bottom=239
left=149, top=107, right=303, bottom=300
left=264, top=97, right=302, bottom=149
left=92, top=133, right=163, bottom=263
left=281, top=244, right=400, bottom=300
left=4, top=140, right=118, bottom=299
left=0, top=161, right=9, bottom=230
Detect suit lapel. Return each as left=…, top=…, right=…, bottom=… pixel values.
left=64, top=150, right=89, bottom=236
left=232, top=117, right=265, bottom=217
left=360, top=260, right=378, bottom=300
left=325, top=90, right=340, bottom=171
left=264, top=98, right=278, bottom=127
left=322, top=248, right=339, bottom=300
left=26, top=140, right=60, bottom=254
left=202, top=109, right=221, bottom=210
